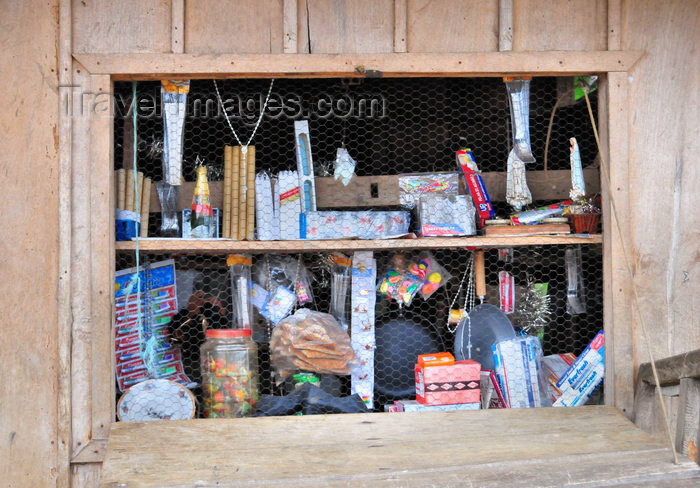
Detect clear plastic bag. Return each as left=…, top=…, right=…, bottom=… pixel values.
left=269, top=309, right=356, bottom=380
left=255, top=255, right=314, bottom=305
left=376, top=254, right=421, bottom=306
left=156, top=181, right=179, bottom=237
left=412, top=252, right=451, bottom=300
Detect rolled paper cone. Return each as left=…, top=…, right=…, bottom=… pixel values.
left=136, top=171, right=144, bottom=213
left=124, top=169, right=135, bottom=212
left=246, top=146, right=256, bottom=240
left=238, top=146, right=247, bottom=239
left=231, top=146, right=240, bottom=240
left=223, top=146, right=232, bottom=238
left=116, top=169, right=126, bottom=210
left=139, top=177, right=151, bottom=237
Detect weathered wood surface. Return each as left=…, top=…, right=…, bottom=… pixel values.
left=184, top=0, right=284, bottom=54
left=0, top=1, right=61, bottom=486
left=73, top=50, right=644, bottom=80
left=512, top=0, right=608, bottom=51
left=638, top=349, right=700, bottom=387
left=99, top=406, right=700, bottom=488
left=72, top=0, right=173, bottom=53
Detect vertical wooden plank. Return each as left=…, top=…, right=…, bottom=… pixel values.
left=622, top=0, right=699, bottom=376
left=406, top=0, right=498, bottom=53
left=499, top=0, right=513, bottom=51
left=512, top=0, right=607, bottom=51
left=305, top=0, right=394, bottom=53
left=284, top=0, right=298, bottom=53
left=58, top=0, right=73, bottom=486
left=72, top=0, right=172, bottom=53
left=185, top=0, right=285, bottom=54
left=90, top=74, right=115, bottom=440
left=675, top=378, right=700, bottom=462
left=71, top=463, right=102, bottom=488
left=70, top=62, right=94, bottom=458
left=171, top=0, right=185, bottom=54
left=0, top=1, right=61, bottom=485
left=607, top=0, right=621, bottom=50
left=602, top=71, right=635, bottom=418
left=394, top=0, right=407, bottom=53
left=297, top=0, right=310, bottom=53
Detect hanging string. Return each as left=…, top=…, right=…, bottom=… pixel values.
left=213, top=78, right=275, bottom=149
left=582, top=86, right=678, bottom=465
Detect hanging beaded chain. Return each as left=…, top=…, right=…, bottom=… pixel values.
left=446, top=252, right=476, bottom=334
left=212, top=78, right=275, bottom=157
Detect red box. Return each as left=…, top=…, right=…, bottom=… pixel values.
left=415, top=360, right=481, bottom=406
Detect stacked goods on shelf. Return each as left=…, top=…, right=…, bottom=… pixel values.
left=491, top=335, right=545, bottom=408
left=115, top=168, right=151, bottom=240
left=541, top=353, right=578, bottom=403
left=414, top=353, right=481, bottom=407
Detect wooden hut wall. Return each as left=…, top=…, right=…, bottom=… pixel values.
left=1, top=1, right=697, bottom=487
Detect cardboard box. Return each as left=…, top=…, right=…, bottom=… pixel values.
left=417, top=352, right=454, bottom=368
left=415, top=359, right=481, bottom=405
left=492, top=335, right=543, bottom=408
left=394, top=400, right=480, bottom=412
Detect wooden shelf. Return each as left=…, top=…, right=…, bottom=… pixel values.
left=115, top=234, right=602, bottom=254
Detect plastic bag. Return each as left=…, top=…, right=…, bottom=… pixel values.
left=255, top=255, right=314, bottom=305
left=269, top=309, right=355, bottom=380
left=156, top=181, right=179, bottom=237
left=255, top=383, right=369, bottom=416
left=411, top=252, right=451, bottom=300
left=376, top=254, right=420, bottom=306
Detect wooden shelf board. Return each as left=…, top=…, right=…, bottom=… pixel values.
left=115, top=234, right=602, bottom=254
left=74, top=51, right=644, bottom=81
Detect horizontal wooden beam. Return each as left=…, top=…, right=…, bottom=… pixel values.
left=74, top=51, right=643, bottom=80
left=637, top=349, right=700, bottom=387
left=115, top=234, right=602, bottom=254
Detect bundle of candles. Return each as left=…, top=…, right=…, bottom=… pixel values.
left=222, top=145, right=256, bottom=240
left=115, top=168, right=152, bottom=238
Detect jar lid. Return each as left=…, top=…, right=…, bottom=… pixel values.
left=205, top=328, right=252, bottom=339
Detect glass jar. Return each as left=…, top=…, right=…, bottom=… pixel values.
left=200, top=329, right=258, bottom=418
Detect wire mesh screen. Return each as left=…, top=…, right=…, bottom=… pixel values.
left=113, top=77, right=603, bottom=419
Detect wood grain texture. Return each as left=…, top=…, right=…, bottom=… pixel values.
left=74, top=50, right=644, bottom=80
left=512, top=0, right=607, bottom=51
left=284, top=0, right=299, bottom=53
left=675, top=378, right=700, bottom=462
left=184, top=0, right=284, bottom=54
left=115, top=234, right=602, bottom=254
left=499, top=0, right=513, bottom=51
left=394, top=0, right=407, bottom=52
left=0, top=1, right=61, bottom=486
left=637, top=350, right=700, bottom=387
left=72, top=0, right=172, bottom=53
left=171, top=0, right=185, bottom=53
left=301, top=0, right=395, bottom=53
left=622, top=0, right=700, bottom=380
left=98, top=406, right=700, bottom=487
left=406, top=0, right=498, bottom=53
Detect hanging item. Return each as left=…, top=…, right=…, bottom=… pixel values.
left=333, top=147, right=356, bottom=186
left=294, top=120, right=317, bottom=212
left=565, top=246, right=587, bottom=314
left=228, top=254, right=253, bottom=329
left=329, top=253, right=352, bottom=330
left=510, top=280, right=551, bottom=338
left=504, top=77, right=534, bottom=211
left=350, top=251, right=377, bottom=408
left=568, top=137, right=586, bottom=202
left=161, top=80, right=189, bottom=186
left=498, top=270, right=515, bottom=314
left=187, top=162, right=214, bottom=239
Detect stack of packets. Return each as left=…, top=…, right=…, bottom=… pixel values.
left=418, top=195, right=476, bottom=237
left=480, top=370, right=507, bottom=409
left=541, top=352, right=577, bottom=403
left=350, top=252, right=377, bottom=409
left=114, top=260, right=194, bottom=392
left=387, top=400, right=481, bottom=412
left=414, top=353, right=481, bottom=408
left=491, top=335, right=545, bottom=408
left=553, top=331, right=605, bottom=407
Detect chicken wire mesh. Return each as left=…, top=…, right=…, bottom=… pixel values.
left=113, top=77, right=602, bottom=418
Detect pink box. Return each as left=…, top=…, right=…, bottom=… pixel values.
left=415, top=359, right=481, bottom=405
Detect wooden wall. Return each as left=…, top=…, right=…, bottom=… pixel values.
left=0, top=1, right=697, bottom=487
left=0, top=1, right=63, bottom=487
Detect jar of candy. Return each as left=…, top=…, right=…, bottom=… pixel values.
left=200, top=329, right=258, bottom=418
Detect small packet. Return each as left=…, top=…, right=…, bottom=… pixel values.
left=376, top=254, right=420, bottom=306
left=261, top=286, right=296, bottom=325
left=412, top=252, right=451, bottom=300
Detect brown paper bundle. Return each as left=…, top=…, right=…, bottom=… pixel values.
left=116, top=169, right=126, bottom=210
left=246, top=146, right=256, bottom=240
left=223, top=146, right=232, bottom=238
left=124, top=169, right=135, bottom=212
left=238, top=146, right=247, bottom=239
left=231, top=146, right=240, bottom=240
left=139, top=177, right=151, bottom=237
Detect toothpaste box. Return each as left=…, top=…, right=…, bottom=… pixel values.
left=394, top=399, right=481, bottom=412
left=553, top=331, right=605, bottom=407
left=415, top=359, right=481, bottom=406
left=541, top=353, right=577, bottom=402
left=492, top=335, right=543, bottom=408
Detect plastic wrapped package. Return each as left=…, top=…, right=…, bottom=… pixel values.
left=228, top=254, right=253, bottom=329
left=411, top=252, right=451, bottom=300
left=300, top=210, right=410, bottom=240
left=398, top=172, right=460, bottom=208
left=418, top=194, right=476, bottom=237
left=269, top=309, right=356, bottom=380
left=376, top=254, right=421, bottom=306
left=255, top=255, right=313, bottom=306
left=156, top=181, right=179, bottom=237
